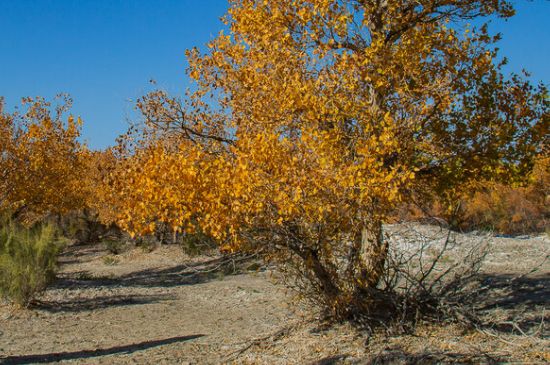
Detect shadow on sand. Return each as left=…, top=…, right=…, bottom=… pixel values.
left=1, top=334, right=205, bottom=364
left=33, top=293, right=175, bottom=313
left=472, top=273, right=549, bottom=335
left=53, top=254, right=255, bottom=292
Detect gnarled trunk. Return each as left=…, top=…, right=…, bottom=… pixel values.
left=290, top=243, right=341, bottom=304
left=286, top=220, right=388, bottom=319
left=358, top=220, right=387, bottom=289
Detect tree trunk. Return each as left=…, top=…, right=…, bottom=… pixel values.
left=289, top=242, right=341, bottom=305
left=358, top=220, right=387, bottom=289
left=305, top=248, right=341, bottom=301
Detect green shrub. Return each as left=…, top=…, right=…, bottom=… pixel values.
left=135, top=235, right=157, bottom=252
left=103, top=238, right=125, bottom=255
left=180, top=230, right=217, bottom=256
left=0, top=219, right=65, bottom=306
left=102, top=255, right=119, bottom=265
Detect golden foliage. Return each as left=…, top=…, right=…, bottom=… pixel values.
left=0, top=96, right=87, bottom=222
left=105, top=0, right=547, bottom=317
left=79, top=148, right=120, bottom=225
left=459, top=155, right=549, bottom=234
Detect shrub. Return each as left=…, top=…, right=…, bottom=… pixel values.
left=0, top=219, right=65, bottom=306
left=134, top=235, right=157, bottom=253
left=381, top=224, right=489, bottom=327
left=179, top=230, right=218, bottom=256
left=102, top=255, right=119, bottom=265
left=459, top=184, right=547, bottom=235
left=55, top=209, right=122, bottom=245
left=102, top=239, right=123, bottom=254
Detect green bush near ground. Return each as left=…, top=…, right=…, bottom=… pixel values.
left=0, top=218, right=65, bottom=306
left=180, top=230, right=218, bottom=256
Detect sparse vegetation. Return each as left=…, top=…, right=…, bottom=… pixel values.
left=102, top=255, right=119, bottom=265
left=0, top=218, right=65, bottom=306
left=103, top=239, right=126, bottom=255
left=134, top=235, right=157, bottom=253
left=179, top=230, right=218, bottom=256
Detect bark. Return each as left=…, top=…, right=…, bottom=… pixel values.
left=289, top=242, right=341, bottom=304
left=358, top=220, right=387, bottom=289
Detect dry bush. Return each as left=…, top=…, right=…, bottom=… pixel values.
left=276, top=221, right=491, bottom=332
left=179, top=230, right=219, bottom=256
left=127, top=223, right=219, bottom=255
left=379, top=223, right=490, bottom=329
left=458, top=184, right=548, bottom=235
left=56, top=209, right=121, bottom=245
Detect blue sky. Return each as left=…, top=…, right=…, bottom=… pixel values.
left=1, top=0, right=548, bottom=149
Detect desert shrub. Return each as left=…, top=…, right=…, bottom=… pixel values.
left=394, top=156, right=549, bottom=235
left=398, top=186, right=547, bottom=236
left=103, top=239, right=125, bottom=255
left=180, top=230, right=218, bottom=256
left=102, top=255, right=119, bottom=265
left=0, top=219, right=65, bottom=306
left=274, top=222, right=489, bottom=329
left=97, top=223, right=129, bottom=254
left=459, top=184, right=547, bottom=235
left=134, top=235, right=157, bottom=252
left=381, top=224, right=489, bottom=327
left=55, top=209, right=124, bottom=245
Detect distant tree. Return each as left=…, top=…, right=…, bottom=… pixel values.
left=0, top=96, right=87, bottom=223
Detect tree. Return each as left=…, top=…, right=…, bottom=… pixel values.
left=0, top=96, right=87, bottom=223
left=113, top=0, right=547, bottom=319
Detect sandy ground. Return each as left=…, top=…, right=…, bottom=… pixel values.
left=0, top=226, right=548, bottom=364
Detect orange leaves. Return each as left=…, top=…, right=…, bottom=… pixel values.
left=0, top=96, right=87, bottom=222
left=109, top=117, right=416, bottom=247
left=101, top=0, right=546, bottom=261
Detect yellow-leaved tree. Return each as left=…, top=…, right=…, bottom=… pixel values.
left=0, top=96, right=87, bottom=223
left=109, top=0, right=548, bottom=319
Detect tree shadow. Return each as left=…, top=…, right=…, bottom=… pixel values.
left=470, top=273, right=549, bottom=335
left=1, top=334, right=204, bottom=364
left=53, top=255, right=256, bottom=291
left=363, top=347, right=506, bottom=365
left=310, top=354, right=349, bottom=364
left=475, top=273, right=549, bottom=310
left=58, top=244, right=104, bottom=260
left=310, top=347, right=507, bottom=365
left=32, top=293, right=174, bottom=313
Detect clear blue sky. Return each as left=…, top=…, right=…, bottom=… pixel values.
left=1, top=0, right=548, bottom=149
